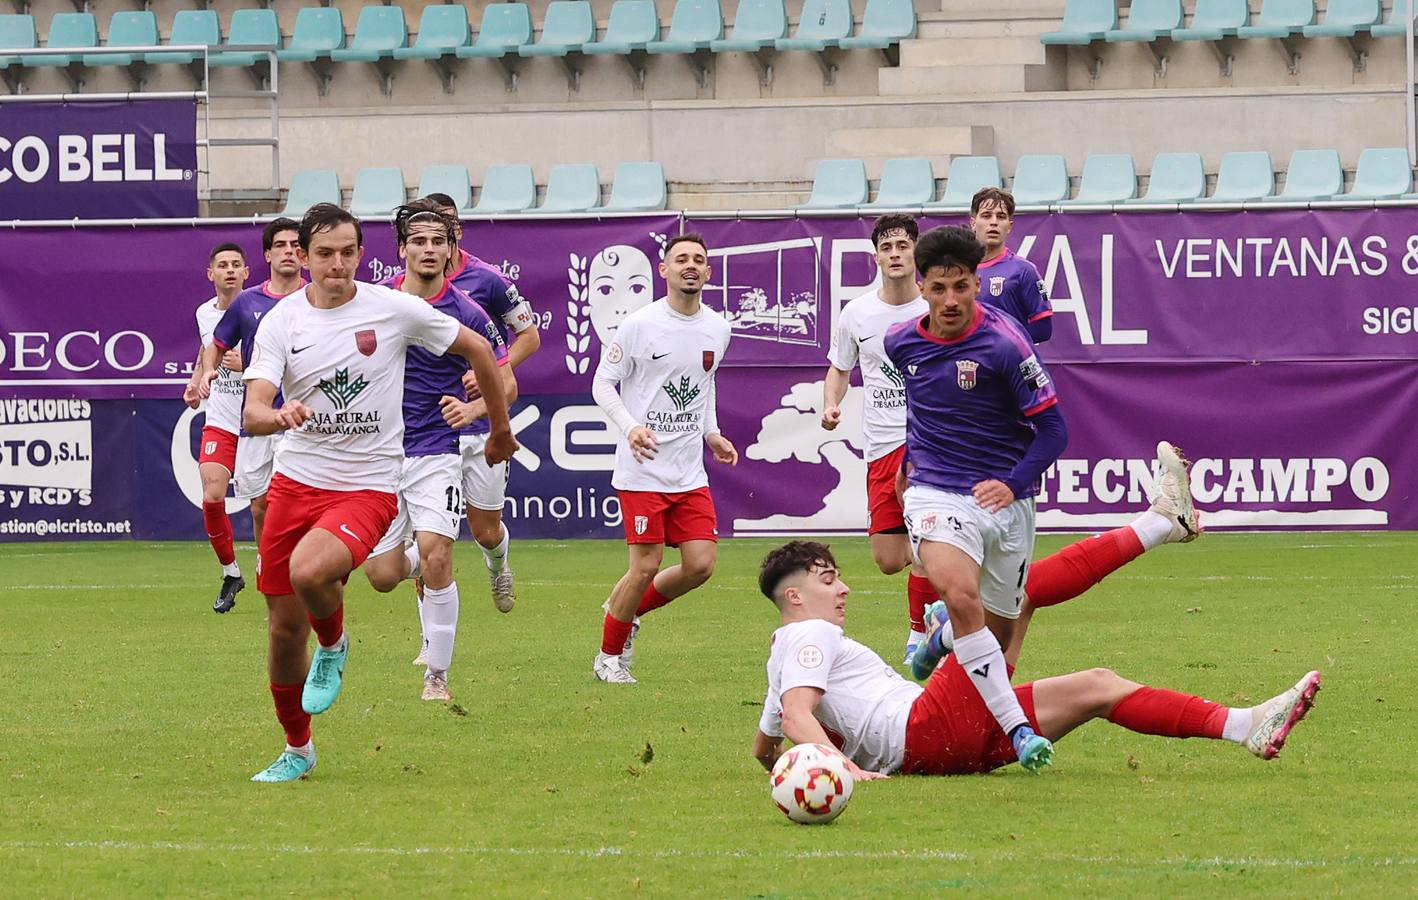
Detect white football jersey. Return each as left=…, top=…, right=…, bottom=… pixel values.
left=243, top=282, right=461, bottom=492
left=758, top=619, right=922, bottom=774
left=827, top=290, right=928, bottom=462
left=195, top=297, right=244, bottom=436
left=595, top=299, right=732, bottom=493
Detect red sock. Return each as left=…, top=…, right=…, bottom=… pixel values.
left=202, top=500, right=236, bottom=566
left=1025, top=526, right=1144, bottom=608
left=307, top=605, right=344, bottom=647
left=635, top=583, right=673, bottom=617
left=270, top=682, right=311, bottom=746
left=906, top=573, right=934, bottom=632
left=600, top=613, right=634, bottom=656
left=1107, top=686, right=1227, bottom=739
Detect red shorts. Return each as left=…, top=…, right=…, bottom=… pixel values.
left=257, top=473, right=398, bottom=596
left=618, top=487, right=718, bottom=546
left=900, top=656, right=1040, bottom=775
left=866, top=444, right=907, bottom=534
left=198, top=425, right=238, bottom=474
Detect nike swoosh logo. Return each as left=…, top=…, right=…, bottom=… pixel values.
left=339, top=523, right=362, bottom=542
left=291, top=344, right=316, bottom=354
left=651, top=352, right=670, bottom=360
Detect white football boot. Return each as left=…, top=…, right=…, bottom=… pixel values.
left=1151, top=441, right=1202, bottom=543
left=1244, top=670, right=1321, bottom=760
left=593, top=651, right=637, bottom=684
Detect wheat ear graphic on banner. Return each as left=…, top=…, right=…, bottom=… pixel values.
left=565, top=253, right=593, bottom=375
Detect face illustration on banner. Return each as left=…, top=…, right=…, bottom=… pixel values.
left=587, top=244, right=655, bottom=344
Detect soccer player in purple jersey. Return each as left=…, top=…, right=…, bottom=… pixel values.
left=883, top=225, right=1068, bottom=772
left=969, top=188, right=1053, bottom=344
left=426, top=193, right=541, bottom=614
left=362, top=204, right=515, bottom=701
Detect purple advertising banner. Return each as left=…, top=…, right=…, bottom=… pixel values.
left=0, top=100, right=198, bottom=219
left=0, top=212, right=1411, bottom=539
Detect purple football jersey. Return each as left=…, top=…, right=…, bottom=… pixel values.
left=212, top=280, right=299, bottom=367
left=450, top=249, right=522, bottom=346
left=384, top=275, right=508, bottom=455
left=976, top=249, right=1052, bottom=332
left=884, top=304, right=1058, bottom=497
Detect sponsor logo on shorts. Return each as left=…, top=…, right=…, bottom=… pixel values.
left=796, top=645, right=824, bottom=669
left=634, top=515, right=648, bottom=535
left=956, top=359, right=979, bottom=391
left=338, top=523, right=363, bottom=543
left=919, top=513, right=937, bottom=533
left=204, top=440, right=217, bottom=455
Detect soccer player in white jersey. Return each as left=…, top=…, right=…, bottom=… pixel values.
left=591, top=233, right=737, bottom=684
left=240, top=204, right=517, bottom=782
left=751, top=541, right=1320, bottom=780
left=822, top=215, right=932, bottom=663
left=183, top=243, right=250, bottom=613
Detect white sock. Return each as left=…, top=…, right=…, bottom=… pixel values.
left=1130, top=510, right=1176, bottom=551
left=953, top=628, right=1028, bottom=734
left=907, top=626, right=925, bottom=644
left=481, top=523, right=510, bottom=572
left=286, top=740, right=314, bottom=759
left=422, top=582, right=460, bottom=673
left=416, top=595, right=428, bottom=647
left=1222, top=707, right=1251, bottom=743
left=403, top=544, right=422, bottom=580
left=222, top=561, right=241, bottom=578
left=318, top=633, right=346, bottom=653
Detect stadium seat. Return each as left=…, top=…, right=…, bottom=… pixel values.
left=277, top=7, right=345, bottom=63
left=474, top=164, right=537, bottom=213
left=710, top=0, right=786, bottom=84
left=1061, top=154, right=1137, bottom=205
left=1170, top=0, right=1248, bottom=74
left=1237, top=0, right=1317, bottom=38
left=647, top=0, right=723, bottom=86
left=417, top=165, right=474, bottom=211
left=279, top=170, right=342, bottom=217
left=144, top=10, right=221, bottom=67
left=926, top=155, right=1003, bottom=209
left=837, top=0, right=917, bottom=59
left=519, top=0, right=595, bottom=88
left=1371, top=0, right=1413, bottom=36
left=799, top=159, right=868, bottom=209
left=860, top=158, right=935, bottom=208
left=392, top=5, right=470, bottom=60
left=82, top=11, right=157, bottom=68
left=22, top=12, right=96, bottom=68
left=1264, top=149, right=1342, bottom=201
left=1039, top=0, right=1117, bottom=44
left=456, top=3, right=533, bottom=58
left=1206, top=150, right=1275, bottom=201
left=1106, top=0, right=1183, bottom=42
left=1128, top=152, right=1205, bottom=203
left=540, top=164, right=602, bottom=212
left=581, top=0, right=660, bottom=86
left=330, top=6, right=407, bottom=63
left=0, top=13, right=38, bottom=73
left=775, top=0, right=851, bottom=50
left=604, top=161, right=668, bottom=211
left=349, top=167, right=407, bottom=216
left=1303, top=0, right=1381, bottom=36
left=1339, top=147, right=1412, bottom=199
left=1010, top=154, right=1071, bottom=205
left=211, top=9, right=281, bottom=69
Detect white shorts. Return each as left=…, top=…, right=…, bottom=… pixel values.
left=371, top=453, right=464, bottom=556
left=234, top=433, right=280, bottom=500
left=460, top=433, right=510, bottom=512
left=903, top=484, right=1036, bottom=620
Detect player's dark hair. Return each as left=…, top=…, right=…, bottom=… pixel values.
left=759, top=541, right=839, bottom=604
left=208, top=242, right=245, bottom=264
left=421, top=192, right=459, bottom=211
left=871, top=214, right=918, bottom=248
left=394, top=200, right=457, bottom=247
left=665, top=232, right=708, bottom=256
left=971, top=187, right=1016, bottom=218
left=914, top=225, right=986, bottom=277
left=298, top=203, right=362, bottom=251
left=262, top=217, right=300, bottom=253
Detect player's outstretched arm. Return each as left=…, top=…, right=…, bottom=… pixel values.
left=447, top=325, right=517, bottom=464
left=781, top=687, right=889, bottom=781
left=821, top=365, right=850, bottom=430
left=752, top=730, right=784, bottom=772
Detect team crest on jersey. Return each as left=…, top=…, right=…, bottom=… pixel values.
left=702, top=350, right=715, bottom=372
left=634, top=515, right=649, bottom=535
left=989, top=276, right=1005, bottom=297
left=956, top=359, right=980, bottom=390
left=355, top=329, right=377, bottom=356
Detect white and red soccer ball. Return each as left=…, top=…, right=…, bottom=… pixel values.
left=769, top=743, right=855, bottom=824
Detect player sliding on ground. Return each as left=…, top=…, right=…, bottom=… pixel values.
left=751, top=540, right=1320, bottom=780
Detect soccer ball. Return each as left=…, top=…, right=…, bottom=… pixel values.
left=769, top=743, right=854, bottom=824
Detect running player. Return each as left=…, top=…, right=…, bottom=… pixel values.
left=751, top=540, right=1320, bottom=780
left=591, top=233, right=736, bottom=684
left=970, top=187, right=1052, bottom=343
left=363, top=203, right=514, bottom=702
left=884, top=225, right=1067, bottom=770
left=426, top=192, right=541, bottom=614
left=183, top=242, right=250, bottom=613
left=240, top=204, right=516, bottom=782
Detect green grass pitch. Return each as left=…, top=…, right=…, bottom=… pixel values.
left=0, top=532, right=1413, bottom=895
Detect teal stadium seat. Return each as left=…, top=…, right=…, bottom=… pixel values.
left=774, top=0, right=851, bottom=50
left=349, top=167, right=407, bottom=216
left=604, top=162, right=668, bottom=211
left=280, top=170, right=342, bottom=217
left=837, top=0, right=916, bottom=51
left=83, top=12, right=157, bottom=67
left=277, top=7, right=345, bottom=63
left=1208, top=150, right=1275, bottom=201
left=456, top=3, right=532, bottom=58
left=1264, top=149, right=1342, bottom=201
left=0, top=14, right=38, bottom=68
left=212, top=9, right=281, bottom=68
left=417, top=165, right=473, bottom=211
left=520, top=1, right=596, bottom=57
left=799, top=159, right=868, bottom=209
left=1371, top=0, right=1413, bottom=36
left=710, top=0, right=786, bottom=52
left=1010, top=154, right=1070, bottom=205
left=1236, top=0, right=1316, bottom=39
left=331, top=6, right=408, bottom=62
left=1129, top=152, right=1205, bottom=203
left=1062, top=154, right=1137, bottom=204
left=583, top=0, right=660, bottom=54
left=1171, top=0, right=1248, bottom=41
left=145, top=10, right=221, bottom=66
left=1040, top=0, right=1117, bottom=44
left=474, top=164, right=537, bottom=213
left=23, top=12, right=96, bottom=67
left=1339, top=147, right=1411, bottom=199
left=927, top=155, right=1003, bottom=208
left=646, top=0, right=723, bottom=54
left=861, top=158, right=935, bottom=208
left=1303, top=0, right=1380, bottom=37
left=540, top=164, right=601, bottom=212
left=1105, top=0, right=1183, bottom=42
left=392, top=5, right=470, bottom=59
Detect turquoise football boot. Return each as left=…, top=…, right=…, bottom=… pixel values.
left=302, top=636, right=348, bottom=715
left=251, top=749, right=316, bottom=782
